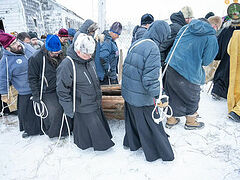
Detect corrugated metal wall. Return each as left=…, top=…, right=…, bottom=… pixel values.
left=0, top=0, right=84, bottom=36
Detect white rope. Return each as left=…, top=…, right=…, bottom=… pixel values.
left=33, top=56, right=48, bottom=136
left=152, top=95, right=173, bottom=124
left=54, top=56, right=76, bottom=148
left=0, top=97, right=17, bottom=116
left=66, top=56, right=76, bottom=113
left=152, top=67, right=173, bottom=124
left=6, top=57, right=10, bottom=99
left=162, top=25, right=189, bottom=77
left=151, top=25, right=190, bottom=124
left=0, top=58, right=17, bottom=116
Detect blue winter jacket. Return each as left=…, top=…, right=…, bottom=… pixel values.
left=0, top=43, right=36, bottom=95
left=166, top=19, right=219, bottom=85
left=99, top=32, right=119, bottom=80
left=94, top=41, right=105, bottom=81
left=122, top=20, right=170, bottom=107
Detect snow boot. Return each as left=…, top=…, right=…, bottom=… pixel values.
left=228, top=111, right=240, bottom=123
left=184, top=115, right=204, bottom=130
left=22, top=132, right=29, bottom=138
left=165, top=116, right=180, bottom=129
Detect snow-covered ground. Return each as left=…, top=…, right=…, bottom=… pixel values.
left=1, top=85, right=240, bottom=180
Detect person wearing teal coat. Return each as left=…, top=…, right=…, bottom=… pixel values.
left=165, top=17, right=221, bottom=130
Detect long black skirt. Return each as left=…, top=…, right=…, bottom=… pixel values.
left=18, top=94, right=41, bottom=135
left=73, top=108, right=114, bottom=151
left=164, top=66, right=201, bottom=117
left=42, top=92, right=73, bottom=138
left=123, top=102, right=174, bottom=162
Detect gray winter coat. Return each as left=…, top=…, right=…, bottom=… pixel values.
left=122, top=20, right=170, bottom=107
left=56, top=43, right=102, bottom=118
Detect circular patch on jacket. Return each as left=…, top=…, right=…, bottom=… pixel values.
left=16, top=59, right=23, bottom=64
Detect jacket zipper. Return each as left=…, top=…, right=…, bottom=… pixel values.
left=84, top=71, right=91, bottom=84
left=91, top=65, right=98, bottom=79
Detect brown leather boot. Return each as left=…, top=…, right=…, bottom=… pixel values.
left=184, top=115, right=204, bottom=130
left=165, top=116, right=180, bottom=129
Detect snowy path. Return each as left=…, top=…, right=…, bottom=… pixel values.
left=0, top=86, right=240, bottom=180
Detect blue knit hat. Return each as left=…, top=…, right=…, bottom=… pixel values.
left=45, top=35, right=61, bottom=52
left=68, top=28, right=76, bottom=37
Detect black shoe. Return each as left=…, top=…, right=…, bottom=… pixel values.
left=228, top=111, right=240, bottom=122
left=3, top=112, right=9, bottom=116
left=211, top=92, right=221, bottom=100
left=10, top=110, right=18, bottom=116
left=22, top=132, right=29, bottom=138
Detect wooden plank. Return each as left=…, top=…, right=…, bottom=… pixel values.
left=118, top=49, right=123, bottom=84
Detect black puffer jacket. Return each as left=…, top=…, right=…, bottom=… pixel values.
left=160, top=11, right=187, bottom=63
left=28, top=46, right=64, bottom=99
left=56, top=43, right=102, bottom=117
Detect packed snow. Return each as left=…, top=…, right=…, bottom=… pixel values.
left=0, top=84, right=240, bottom=180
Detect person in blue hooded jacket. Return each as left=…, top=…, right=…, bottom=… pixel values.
left=122, top=20, right=174, bottom=162
left=0, top=32, right=41, bottom=138
left=98, top=22, right=122, bottom=85
left=164, top=17, right=221, bottom=130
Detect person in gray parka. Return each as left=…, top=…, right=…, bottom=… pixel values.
left=122, top=20, right=174, bottom=162
left=56, top=33, right=114, bottom=151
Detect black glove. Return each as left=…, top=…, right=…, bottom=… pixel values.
left=30, top=96, right=40, bottom=103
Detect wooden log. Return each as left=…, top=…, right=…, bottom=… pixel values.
left=102, top=96, right=124, bottom=109
left=101, top=84, right=121, bottom=91
left=102, top=95, right=124, bottom=120
left=101, top=84, right=122, bottom=95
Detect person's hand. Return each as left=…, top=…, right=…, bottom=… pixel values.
left=155, top=95, right=169, bottom=108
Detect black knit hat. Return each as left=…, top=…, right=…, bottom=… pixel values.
left=205, top=12, right=215, bottom=19
left=141, top=13, right=154, bottom=25
left=28, top=31, right=38, bottom=39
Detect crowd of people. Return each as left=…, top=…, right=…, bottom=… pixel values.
left=0, top=3, right=240, bottom=162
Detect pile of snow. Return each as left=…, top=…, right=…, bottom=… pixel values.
left=0, top=85, right=240, bottom=180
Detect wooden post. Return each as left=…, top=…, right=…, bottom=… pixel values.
left=118, top=49, right=123, bottom=84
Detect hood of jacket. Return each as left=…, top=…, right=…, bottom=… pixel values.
left=73, top=19, right=95, bottom=43
left=143, top=20, right=170, bottom=46
left=188, top=19, right=216, bottom=36
left=170, top=11, right=187, bottom=27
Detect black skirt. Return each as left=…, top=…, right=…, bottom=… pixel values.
left=123, top=102, right=174, bottom=162
left=42, top=92, right=73, bottom=138
left=164, top=66, right=201, bottom=117
left=18, top=94, right=41, bottom=135
left=73, top=108, right=114, bottom=151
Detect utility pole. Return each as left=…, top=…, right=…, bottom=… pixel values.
left=98, top=0, right=106, bottom=34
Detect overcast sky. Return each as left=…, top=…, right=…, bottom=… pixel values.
left=56, top=0, right=228, bottom=24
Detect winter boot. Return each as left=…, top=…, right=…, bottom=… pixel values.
left=228, top=111, right=240, bottom=122
left=165, top=116, right=180, bottom=129
left=184, top=115, right=204, bottom=130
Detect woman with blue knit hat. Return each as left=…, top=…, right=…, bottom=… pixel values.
left=97, top=22, right=122, bottom=84
left=28, top=34, right=72, bottom=138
